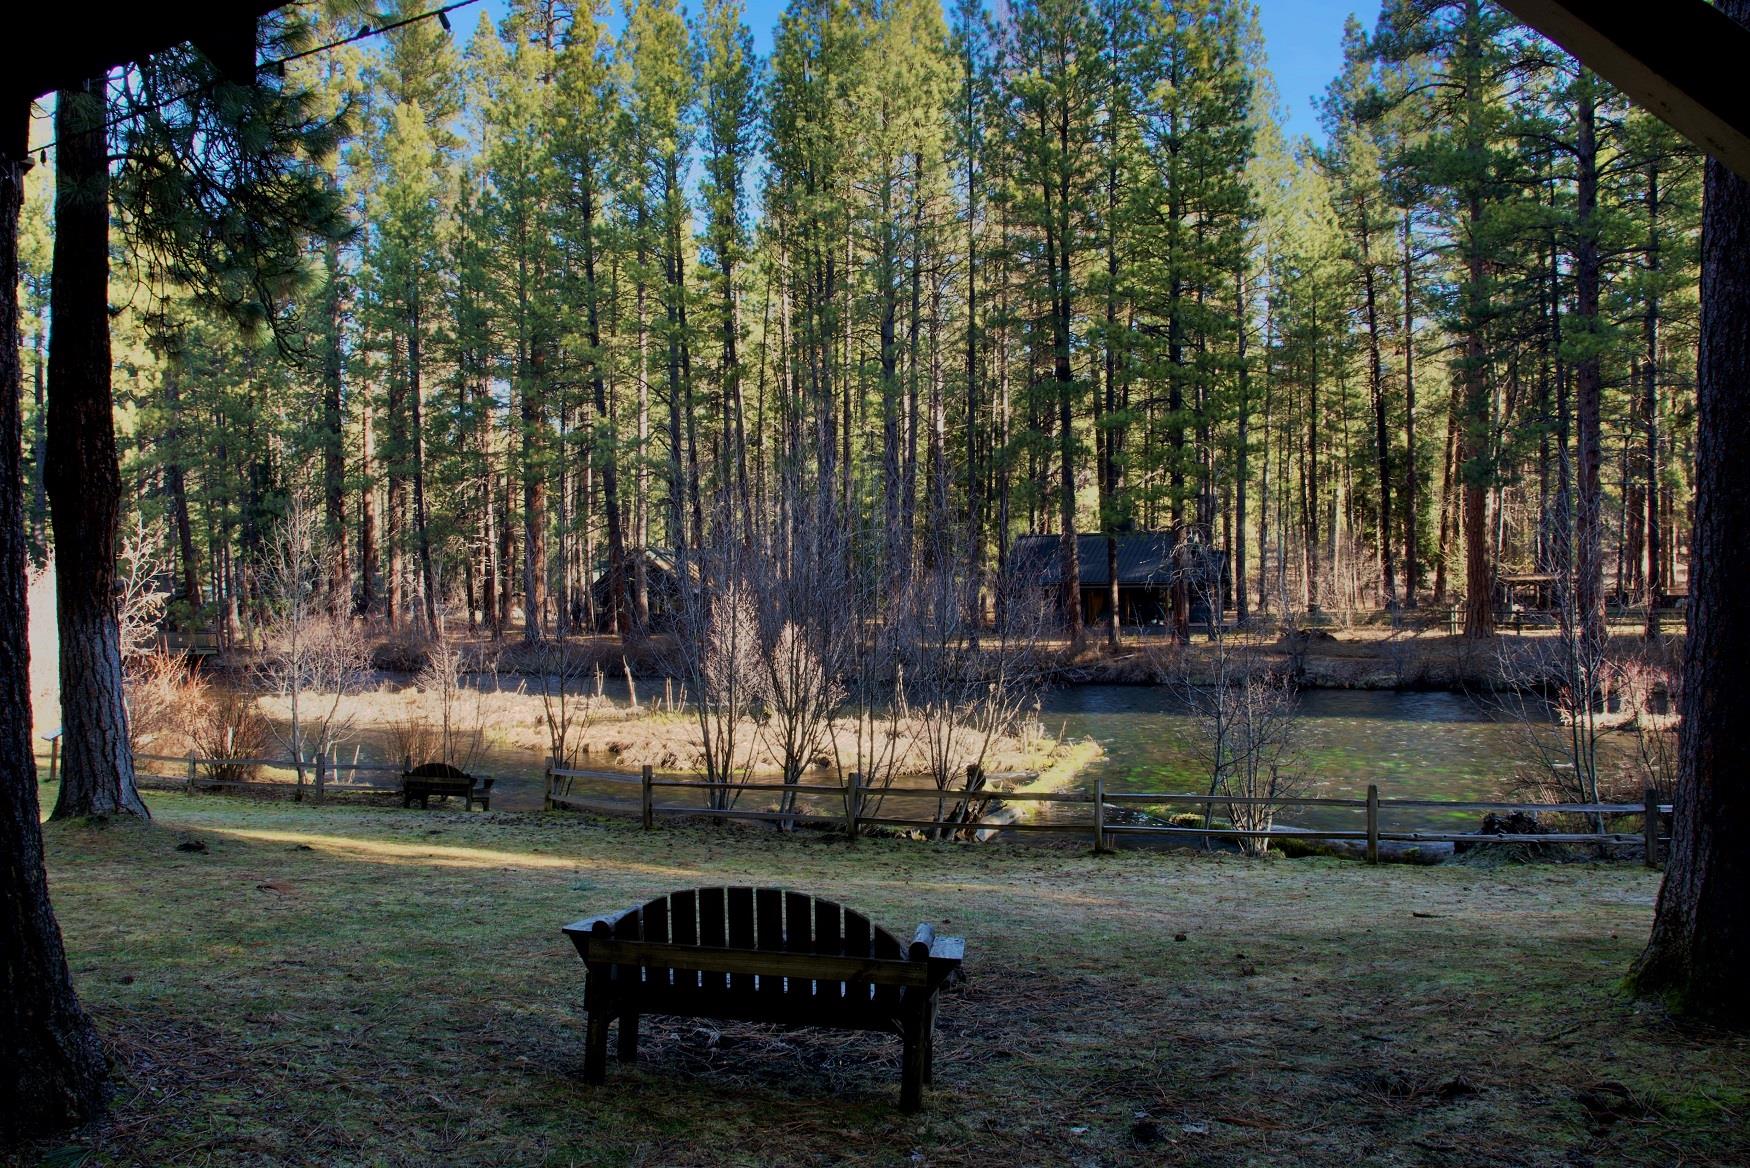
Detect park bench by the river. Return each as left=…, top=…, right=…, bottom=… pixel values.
left=400, top=763, right=493, bottom=811
left=563, top=887, right=964, bottom=1111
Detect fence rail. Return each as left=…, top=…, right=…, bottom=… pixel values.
left=540, top=763, right=1674, bottom=867
left=121, top=746, right=1671, bottom=868
left=135, top=749, right=408, bottom=802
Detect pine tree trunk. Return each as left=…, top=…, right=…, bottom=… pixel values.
left=322, top=229, right=349, bottom=609
left=1400, top=209, right=1419, bottom=606
left=1573, top=83, right=1606, bottom=653
left=410, top=291, right=438, bottom=635
left=1643, top=159, right=1665, bottom=635
left=163, top=360, right=201, bottom=612
left=1631, top=52, right=1750, bottom=1018
left=580, top=177, right=628, bottom=635
left=1, top=109, right=110, bottom=1145
left=358, top=401, right=378, bottom=618
left=46, top=80, right=145, bottom=821
left=1359, top=207, right=1396, bottom=608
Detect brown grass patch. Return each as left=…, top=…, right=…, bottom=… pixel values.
left=17, top=796, right=1748, bottom=1167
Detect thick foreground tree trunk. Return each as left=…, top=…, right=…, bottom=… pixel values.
left=1631, top=48, right=1750, bottom=1021
left=46, top=80, right=144, bottom=821
left=1, top=103, right=110, bottom=1145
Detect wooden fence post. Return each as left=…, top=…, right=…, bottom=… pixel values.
left=1365, top=784, right=1380, bottom=864
left=544, top=765, right=555, bottom=812
left=314, top=752, right=327, bottom=804
left=47, top=734, right=59, bottom=787
left=186, top=750, right=198, bottom=795
left=1643, top=787, right=1660, bottom=869
left=1093, top=775, right=1108, bottom=854
left=641, top=765, right=654, bottom=830
left=846, top=772, right=862, bottom=840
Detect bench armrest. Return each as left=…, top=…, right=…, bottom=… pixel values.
left=928, top=935, right=964, bottom=963
left=562, top=907, right=638, bottom=955
left=912, top=922, right=964, bottom=987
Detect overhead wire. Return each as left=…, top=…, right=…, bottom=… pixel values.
left=28, top=0, right=482, bottom=157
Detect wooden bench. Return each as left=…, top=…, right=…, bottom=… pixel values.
left=401, top=763, right=493, bottom=811
left=563, top=887, right=964, bottom=1112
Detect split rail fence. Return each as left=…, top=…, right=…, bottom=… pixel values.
left=543, top=764, right=1675, bottom=868
left=108, top=745, right=1672, bottom=869
left=135, top=750, right=406, bottom=802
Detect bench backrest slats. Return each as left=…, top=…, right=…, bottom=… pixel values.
left=755, top=887, right=784, bottom=1002
left=698, top=887, right=729, bottom=995
left=671, top=889, right=701, bottom=994
left=814, top=898, right=843, bottom=1002
left=784, top=889, right=815, bottom=1003
left=726, top=887, right=756, bottom=996
left=584, top=888, right=914, bottom=1007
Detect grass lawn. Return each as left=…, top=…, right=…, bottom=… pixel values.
left=18, top=793, right=1749, bottom=1167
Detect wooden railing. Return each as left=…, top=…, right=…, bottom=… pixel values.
left=136, top=750, right=405, bottom=802
left=544, top=764, right=1674, bottom=868
left=123, top=746, right=1672, bottom=869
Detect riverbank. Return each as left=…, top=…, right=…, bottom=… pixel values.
left=245, top=682, right=1095, bottom=785
left=348, top=620, right=1687, bottom=695
left=1046, top=623, right=1687, bottom=691
left=24, top=796, right=1746, bottom=1167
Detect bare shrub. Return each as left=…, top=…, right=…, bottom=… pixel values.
left=117, top=515, right=171, bottom=663
left=190, top=689, right=271, bottom=785
left=1616, top=653, right=1679, bottom=804
left=751, top=514, right=851, bottom=824
left=668, top=526, right=760, bottom=809
left=250, top=489, right=369, bottom=784
left=534, top=638, right=601, bottom=772
left=1172, top=566, right=1303, bottom=856
left=1175, top=646, right=1302, bottom=855
left=406, top=634, right=486, bottom=773
left=1491, top=630, right=1608, bottom=821
left=836, top=530, right=915, bottom=822
left=901, top=538, right=1051, bottom=837
left=126, top=650, right=206, bottom=755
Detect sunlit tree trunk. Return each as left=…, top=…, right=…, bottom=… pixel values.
left=46, top=79, right=145, bottom=821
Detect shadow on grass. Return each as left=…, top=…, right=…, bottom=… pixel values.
left=20, top=794, right=1750, bottom=1168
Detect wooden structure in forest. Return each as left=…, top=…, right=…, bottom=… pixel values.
left=564, top=887, right=964, bottom=1112
left=1009, top=532, right=1226, bottom=628
left=587, top=548, right=690, bottom=632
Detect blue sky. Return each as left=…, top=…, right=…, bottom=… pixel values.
left=472, top=0, right=1378, bottom=145
left=1255, top=0, right=1381, bottom=142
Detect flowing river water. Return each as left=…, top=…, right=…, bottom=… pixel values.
left=259, top=681, right=1622, bottom=833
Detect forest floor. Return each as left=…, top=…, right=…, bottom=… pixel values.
left=19, top=794, right=1748, bottom=1168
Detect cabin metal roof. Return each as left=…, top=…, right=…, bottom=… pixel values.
left=1008, top=533, right=1196, bottom=588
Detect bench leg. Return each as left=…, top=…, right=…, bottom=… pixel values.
left=584, top=1011, right=611, bottom=1084
left=900, top=1008, right=928, bottom=1113
left=923, top=997, right=938, bottom=1087
left=618, top=1011, right=639, bottom=1064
